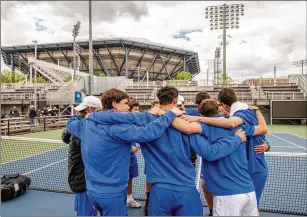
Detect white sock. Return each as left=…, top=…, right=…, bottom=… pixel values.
left=127, top=194, right=133, bottom=201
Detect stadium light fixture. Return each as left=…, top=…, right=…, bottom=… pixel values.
left=72, top=21, right=81, bottom=81
left=205, top=3, right=244, bottom=78
left=292, top=60, right=307, bottom=75
left=32, top=40, right=38, bottom=110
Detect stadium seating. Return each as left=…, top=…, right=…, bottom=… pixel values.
left=260, top=84, right=306, bottom=100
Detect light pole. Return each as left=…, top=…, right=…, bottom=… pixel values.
left=89, top=0, right=93, bottom=95
left=205, top=3, right=244, bottom=77
left=214, top=47, right=221, bottom=85
left=72, top=21, right=81, bottom=81
left=292, top=60, right=307, bottom=75
left=75, top=44, right=84, bottom=74
left=32, top=40, right=38, bottom=110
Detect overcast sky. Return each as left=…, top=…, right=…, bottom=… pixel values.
left=1, top=1, right=306, bottom=80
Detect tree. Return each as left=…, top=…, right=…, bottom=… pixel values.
left=218, top=73, right=233, bottom=86
left=172, top=71, right=192, bottom=81
left=1, top=69, right=26, bottom=83
left=34, top=76, right=48, bottom=83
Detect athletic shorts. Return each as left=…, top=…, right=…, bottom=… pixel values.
left=129, top=153, right=139, bottom=179
left=250, top=171, right=268, bottom=207
left=87, top=189, right=128, bottom=216
left=213, top=192, right=258, bottom=216
left=148, top=184, right=203, bottom=216
left=74, top=192, right=98, bottom=216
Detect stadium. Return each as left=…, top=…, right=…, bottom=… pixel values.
left=1, top=37, right=200, bottom=80
left=1, top=2, right=307, bottom=217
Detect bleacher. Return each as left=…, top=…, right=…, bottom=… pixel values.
left=124, top=79, right=306, bottom=106
left=260, top=84, right=306, bottom=100
left=125, top=86, right=156, bottom=103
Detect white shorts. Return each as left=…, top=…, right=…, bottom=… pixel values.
left=213, top=191, right=258, bottom=216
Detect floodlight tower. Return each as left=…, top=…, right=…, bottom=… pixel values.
left=72, top=21, right=81, bottom=80
left=292, top=60, right=307, bottom=75
left=75, top=44, right=84, bottom=74
left=205, top=3, right=244, bottom=76
left=215, top=47, right=221, bottom=85
left=89, top=0, right=93, bottom=95
left=32, top=40, right=38, bottom=110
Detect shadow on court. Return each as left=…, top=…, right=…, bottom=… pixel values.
left=1, top=190, right=296, bottom=216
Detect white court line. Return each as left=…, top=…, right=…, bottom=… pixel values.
left=271, top=132, right=307, bottom=139
left=270, top=146, right=301, bottom=148
left=1, top=146, right=68, bottom=165
left=23, top=158, right=67, bottom=175
left=269, top=134, right=306, bottom=150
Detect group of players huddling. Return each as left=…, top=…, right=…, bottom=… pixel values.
left=63, top=86, right=270, bottom=216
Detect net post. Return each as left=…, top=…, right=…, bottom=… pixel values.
left=8, top=120, right=10, bottom=136
left=44, top=117, right=46, bottom=131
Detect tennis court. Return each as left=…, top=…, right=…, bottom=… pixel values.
left=1, top=126, right=306, bottom=216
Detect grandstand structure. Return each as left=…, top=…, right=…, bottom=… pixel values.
left=1, top=37, right=306, bottom=133
left=1, top=37, right=200, bottom=81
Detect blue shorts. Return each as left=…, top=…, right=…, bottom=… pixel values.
left=129, top=153, right=139, bottom=179
left=148, top=184, right=203, bottom=216
left=88, top=189, right=128, bottom=216
left=250, top=171, right=268, bottom=207
left=74, top=192, right=97, bottom=216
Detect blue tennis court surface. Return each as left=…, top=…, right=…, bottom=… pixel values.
left=1, top=133, right=306, bottom=216
left=266, top=133, right=306, bottom=153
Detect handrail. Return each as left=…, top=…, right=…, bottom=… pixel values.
left=1, top=93, right=35, bottom=100
left=29, top=57, right=88, bottom=78
left=288, top=74, right=307, bottom=95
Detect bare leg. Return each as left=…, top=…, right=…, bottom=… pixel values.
left=146, top=182, right=151, bottom=193
left=127, top=178, right=142, bottom=208
left=127, top=178, right=133, bottom=195
left=202, top=180, right=213, bottom=216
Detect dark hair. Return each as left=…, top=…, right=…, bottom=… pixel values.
left=198, top=99, right=218, bottom=117
left=101, top=88, right=129, bottom=110
left=217, top=88, right=237, bottom=107
left=195, top=91, right=211, bottom=105
left=128, top=101, right=140, bottom=111
left=156, top=86, right=178, bottom=105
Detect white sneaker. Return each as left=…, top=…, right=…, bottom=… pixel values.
left=127, top=199, right=142, bottom=208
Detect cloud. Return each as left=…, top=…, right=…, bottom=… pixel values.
left=34, top=18, right=47, bottom=33
left=1, top=1, right=306, bottom=80
left=173, top=29, right=203, bottom=41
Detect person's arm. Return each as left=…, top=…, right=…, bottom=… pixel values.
left=188, top=129, right=246, bottom=161
left=171, top=118, right=202, bottom=134
left=198, top=116, right=244, bottom=129
left=88, top=110, right=148, bottom=126
left=66, top=116, right=83, bottom=138
left=253, top=110, right=268, bottom=135
left=62, top=129, right=71, bottom=144
left=254, top=140, right=270, bottom=154
left=109, top=111, right=177, bottom=143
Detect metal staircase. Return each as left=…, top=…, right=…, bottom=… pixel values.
left=28, top=57, right=88, bottom=84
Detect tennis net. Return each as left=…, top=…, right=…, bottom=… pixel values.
left=1, top=136, right=306, bottom=215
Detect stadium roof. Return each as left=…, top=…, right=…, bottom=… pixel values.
left=1, top=37, right=200, bottom=80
